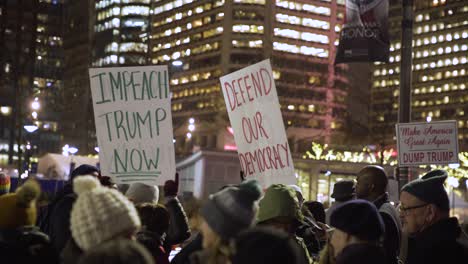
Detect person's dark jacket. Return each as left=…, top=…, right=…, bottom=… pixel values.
left=374, top=193, right=401, bottom=264
left=406, top=217, right=468, bottom=264
left=61, top=238, right=84, bottom=264
left=38, top=183, right=77, bottom=253
left=295, top=218, right=323, bottom=260
left=336, top=243, right=388, bottom=264
left=0, top=226, right=59, bottom=264
left=164, top=196, right=190, bottom=253
left=137, top=230, right=169, bottom=264
left=171, top=233, right=202, bottom=264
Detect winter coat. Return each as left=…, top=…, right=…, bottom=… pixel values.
left=296, top=219, right=323, bottom=260
left=137, top=230, right=170, bottom=264
left=165, top=196, right=191, bottom=252
left=406, top=217, right=468, bottom=264
left=335, top=243, right=388, bottom=264
left=171, top=233, right=203, bottom=264
left=37, top=183, right=77, bottom=253
left=325, top=201, right=345, bottom=225
left=0, top=226, right=59, bottom=264
left=374, top=193, right=401, bottom=264
left=61, top=238, right=84, bottom=264
left=188, top=248, right=230, bottom=264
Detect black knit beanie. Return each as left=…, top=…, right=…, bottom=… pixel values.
left=71, top=164, right=100, bottom=180
left=330, top=199, right=384, bottom=241
left=401, top=170, right=449, bottom=211
left=231, top=227, right=303, bottom=264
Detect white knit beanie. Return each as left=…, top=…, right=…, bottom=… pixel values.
left=125, top=182, right=159, bottom=204
left=70, top=176, right=141, bottom=251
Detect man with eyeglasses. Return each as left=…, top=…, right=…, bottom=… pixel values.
left=399, top=170, right=468, bottom=264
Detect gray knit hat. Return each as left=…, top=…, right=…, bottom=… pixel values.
left=200, top=180, right=262, bottom=240
left=125, top=183, right=159, bottom=204
left=401, top=170, right=449, bottom=211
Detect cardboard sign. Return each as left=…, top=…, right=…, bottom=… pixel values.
left=396, top=121, right=459, bottom=166
left=89, top=66, right=176, bottom=185
left=220, top=59, right=295, bottom=187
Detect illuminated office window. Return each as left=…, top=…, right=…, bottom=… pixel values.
left=122, top=6, right=149, bottom=16
left=233, top=24, right=264, bottom=33
left=276, top=1, right=331, bottom=16
left=234, top=0, right=265, bottom=4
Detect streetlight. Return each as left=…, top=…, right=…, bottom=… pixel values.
left=62, top=144, right=78, bottom=156
left=172, top=60, right=183, bottom=66
left=68, top=147, right=78, bottom=155
left=23, top=124, right=39, bottom=176
left=23, top=125, right=39, bottom=133
left=31, top=98, right=40, bottom=111
left=0, top=106, right=11, bottom=116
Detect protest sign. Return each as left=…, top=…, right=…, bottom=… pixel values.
left=89, top=66, right=176, bottom=185
left=335, top=0, right=390, bottom=63
left=396, top=120, right=459, bottom=166
left=220, top=59, right=295, bottom=187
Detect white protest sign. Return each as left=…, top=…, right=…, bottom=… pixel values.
left=396, top=120, right=459, bottom=166
left=220, top=59, right=295, bottom=187
left=89, top=66, right=176, bottom=185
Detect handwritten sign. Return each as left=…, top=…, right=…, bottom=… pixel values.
left=220, top=59, right=295, bottom=187
left=396, top=120, right=459, bottom=166
left=89, top=66, right=176, bottom=185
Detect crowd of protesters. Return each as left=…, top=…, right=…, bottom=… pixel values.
left=0, top=164, right=467, bottom=264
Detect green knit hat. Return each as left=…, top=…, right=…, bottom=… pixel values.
left=257, top=184, right=302, bottom=223
left=401, top=170, right=449, bottom=211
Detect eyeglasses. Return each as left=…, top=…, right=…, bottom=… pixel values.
left=398, top=203, right=428, bottom=214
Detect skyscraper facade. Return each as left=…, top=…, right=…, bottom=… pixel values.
left=93, top=0, right=151, bottom=67
left=62, top=0, right=95, bottom=154
left=0, top=0, right=64, bottom=167
left=150, top=0, right=350, bottom=155
left=371, top=0, right=468, bottom=151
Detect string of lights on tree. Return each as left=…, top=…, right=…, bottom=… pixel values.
left=302, top=142, right=468, bottom=180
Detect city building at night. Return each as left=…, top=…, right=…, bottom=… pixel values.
left=0, top=0, right=64, bottom=169
left=149, top=0, right=355, bottom=156
left=371, top=0, right=468, bottom=151
left=93, top=0, right=151, bottom=66
left=61, top=0, right=153, bottom=154
left=62, top=0, right=95, bottom=154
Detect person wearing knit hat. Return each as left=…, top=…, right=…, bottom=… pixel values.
left=78, top=238, right=154, bottom=264
left=0, top=179, right=59, bottom=263
left=256, top=184, right=313, bottom=263
left=69, top=176, right=141, bottom=252
left=70, top=164, right=100, bottom=180
left=328, top=199, right=388, bottom=264
left=126, top=182, right=160, bottom=204
left=37, top=163, right=101, bottom=253
left=190, top=179, right=262, bottom=264
left=231, top=227, right=304, bottom=264
left=135, top=203, right=171, bottom=264
left=399, top=170, right=468, bottom=264
left=0, top=172, right=11, bottom=196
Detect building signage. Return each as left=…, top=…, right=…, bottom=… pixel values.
left=220, top=59, right=296, bottom=187
left=396, top=120, right=459, bottom=166
left=89, top=66, right=176, bottom=185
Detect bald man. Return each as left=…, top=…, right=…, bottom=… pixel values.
left=356, top=165, right=401, bottom=264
